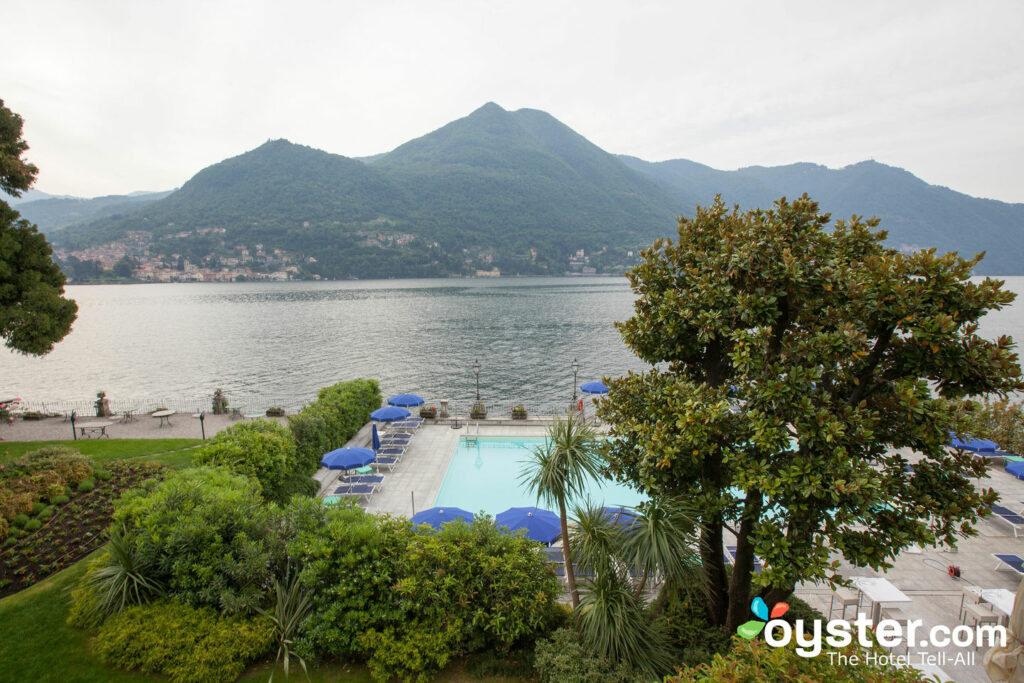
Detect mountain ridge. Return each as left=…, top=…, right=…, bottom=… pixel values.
left=41, top=102, right=1024, bottom=276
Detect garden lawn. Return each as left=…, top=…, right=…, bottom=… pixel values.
left=0, top=439, right=201, bottom=468
left=0, top=554, right=529, bottom=683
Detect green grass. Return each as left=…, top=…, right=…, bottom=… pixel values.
left=0, top=439, right=202, bottom=468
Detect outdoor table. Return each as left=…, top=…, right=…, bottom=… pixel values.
left=354, top=465, right=374, bottom=475
left=971, top=587, right=1015, bottom=624
left=77, top=421, right=113, bottom=438
left=151, top=409, right=176, bottom=427
left=120, top=406, right=139, bottom=423
left=851, top=576, right=912, bottom=626
left=226, top=405, right=245, bottom=419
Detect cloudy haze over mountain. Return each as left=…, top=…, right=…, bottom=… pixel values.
left=4, top=1, right=1023, bottom=204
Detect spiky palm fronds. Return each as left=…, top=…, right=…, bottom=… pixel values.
left=82, top=525, right=164, bottom=621
left=255, top=569, right=313, bottom=682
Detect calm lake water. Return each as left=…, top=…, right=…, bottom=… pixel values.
left=2, top=276, right=1023, bottom=414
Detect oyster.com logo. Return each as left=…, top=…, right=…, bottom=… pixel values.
left=737, top=597, right=789, bottom=639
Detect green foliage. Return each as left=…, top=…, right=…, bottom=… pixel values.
left=602, top=195, right=1024, bottom=628
left=665, top=638, right=932, bottom=682
left=23, top=518, right=41, bottom=531
left=659, top=580, right=731, bottom=667
left=359, top=621, right=460, bottom=683
left=111, top=466, right=275, bottom=613
left=38, top=506, right=53, bottom=520
left=254, top=569, right=314, bottom=683
left=94, top=600, right=275, bottom=683
left=278, top=472, right=318, bottom=501
left=0, top=98, right=39, bottom=196
left=288, top=379, right=381, bottom=473
left=291, top=503, right=560, bottom=670
left=30, top=501, right=45, bottom=515
left=12, top=513, right=28, bottom=528
left=193, top=419, right=298, bottom=503
left=93, top=466, right=112, bottom=481
left=533, top=627, right=640, bottom=683
left=50, top=494, right=69, bottom=505
left=76, top=478, right=95, bottom=493
left=68, top=527, right=164, bottom=627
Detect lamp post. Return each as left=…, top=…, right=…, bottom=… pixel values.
left=472, top=359, right=481, bottom=401
left=571, top=357, right=580, bottom=403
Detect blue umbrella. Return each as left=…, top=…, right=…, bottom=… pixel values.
left=496, top=507, right=561, bottom=544
left=581, top=381, right=609, bottom=394
left=600, top=506, right=641, bottom=528
left=410, top=507, right=474, bottom=529
left=372, top=424, right=381, bottom=451
left=370, top=406, right=411, bottom=422
left=387, top=393, right=425, bottom=407
left=320, top=447, right=376, bottom=470
left=947, top=435, right=998, bottom=452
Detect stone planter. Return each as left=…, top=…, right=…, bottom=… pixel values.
left=511, top=410, right=527, bottom=420
left=420, top=407, right=438, bottom=419
left=265, top=407, right=285, bottom=417
left=470, top=402, right=487, bottom=420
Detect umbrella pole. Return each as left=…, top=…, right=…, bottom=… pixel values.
left=411, top=492, right=416, bottom=517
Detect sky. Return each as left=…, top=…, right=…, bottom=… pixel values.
left=4, top=0, right=1024, bottom=203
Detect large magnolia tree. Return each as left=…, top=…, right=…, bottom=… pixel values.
left=600, top=195, right=1023, bottom=630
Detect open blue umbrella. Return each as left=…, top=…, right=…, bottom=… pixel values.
left=320, top=446, right=376, bottom=470
left=581, top=381, right=609, bottom=394
left=372, top=424, right=381, bottom=451
left=371, top=406, right=410, bottom=422
left=410, top=507, right=474, bottom=529
left=496, top=507, right=561, bottom=544
left=387, top=393, right=425, bottom=407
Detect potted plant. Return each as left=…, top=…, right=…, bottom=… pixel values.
left=510, top=405, right=527, bottom=420
left=419, top=406, right=437, bottom=419
left=212, top=389, right=227, bottom=415
left=265, top=407, right=285, bottom=417
left=470, top=401, right=487, bottom=420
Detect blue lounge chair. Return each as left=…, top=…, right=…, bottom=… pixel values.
left=372, top=455, right=400, bottom=472
left=344, top=474, right=384, bottom=486
left=726, top=545, right=764, bottom=574
left=332, top=483, right=377, bottom=502
left=988, top=505, right=1024, bottom=537
left=993, top=554, right=1024, bottom=575
left=376, top=446, right=406, bottom=457
left=1006, top=462, right=1024, bottom=480
left=381, top=433, right=412, bottom=444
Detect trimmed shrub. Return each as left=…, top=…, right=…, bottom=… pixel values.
left=94, top=467, right=112, bottom=481
left=111, top=466, right=275, bottom=613
left=534, top=627, right=640, bottom=683
left=94, top=601, right=275, bottom=683
left=50, top=494, right=69, bottom=505
left=193, top=419, right=297, bottom=503
left=277, top=471, right=318, bottom=501
left=39, top=506, right=54, bottom=521
left=289, top=379, right=381, bottom=473
left=359, top=621, right=461, bottom=683
left=3, top=446, right=93, bottom=486
left=24, top=518, right=41, bottom=531
left=31, top=501, right=46, bottom=515
left=3, top=536, right=15, bottom=548
left=12, top=514, right=28, bottom=528
left=0, top=517, right=7, bottom=541
left=292, top=505, right=561, bottom=673
left=76, top=478, right=95, bottom=493
left=665, top=638, right=933, bottom=682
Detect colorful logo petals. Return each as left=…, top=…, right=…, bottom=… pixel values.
left=737, top=597, right=789, bottom=639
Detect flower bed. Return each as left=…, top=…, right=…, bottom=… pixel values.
left=0, top=461, right=163, bottom=598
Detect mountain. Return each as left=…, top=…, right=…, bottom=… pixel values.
left=5, top=188, right=73, bottom=206
left=51, top=103, right=1024, bottom=277
left=15, top=190, right=173, bottom=233
left=619, top=157, right=1024, bottom=274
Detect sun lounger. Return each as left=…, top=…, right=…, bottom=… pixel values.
left=344, top=474, right=384, bottom=486
left=1007, top=463, right=1024, bottom=481
left=725, top=545, right=764, bottom=574
left=372, top=455, right=400, bottom=472
left=380, top=432, right=412, bottom=443
left=376, top=446, right=406, bottom=457
left=992, top=554, right=1024, bottom=575
left=988, top=505, right=1024, bottom=537
left=332, top=483, right=378, bottom=502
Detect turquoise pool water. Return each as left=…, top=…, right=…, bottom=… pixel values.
left=433, top=437, right=646, bottom=516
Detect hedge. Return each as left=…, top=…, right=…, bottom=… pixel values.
left=289, top=379, right=381, bottom=473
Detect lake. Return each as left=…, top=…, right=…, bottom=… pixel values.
left=2, top=276, right=1023, bottom=415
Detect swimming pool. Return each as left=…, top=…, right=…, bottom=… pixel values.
left=433, top=437, right=646, bottom=516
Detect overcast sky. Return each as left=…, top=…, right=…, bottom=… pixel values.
left=4, top=0, right=1023, bottom=202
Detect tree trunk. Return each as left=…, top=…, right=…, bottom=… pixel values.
left=725, top=496, right=763, bottom=631
left=700, top=516, right=728, bottom=625
left=559, top=497, right=580, bottom=609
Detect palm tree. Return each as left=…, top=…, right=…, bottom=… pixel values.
left=519, top=413, right=602, bottom=608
